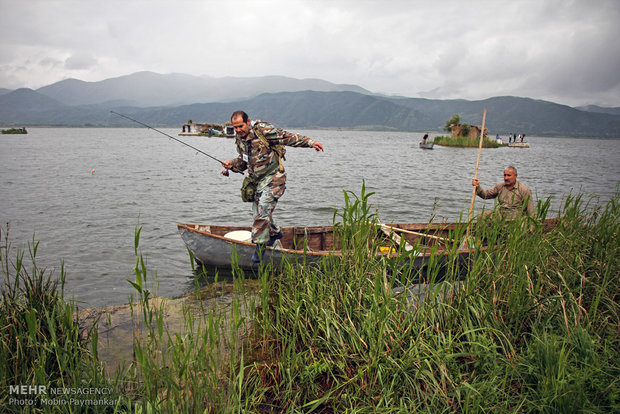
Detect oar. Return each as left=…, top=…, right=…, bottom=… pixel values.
left=378, top=224, right=415, bottom=251
left=465, top=107, right=487, bottom=247
left=380, top=224, right=452, bottom=243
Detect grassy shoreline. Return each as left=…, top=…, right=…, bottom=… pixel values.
left=2, top=189, right=618, bottom=412
left=434, top=135, right=504, bottom=148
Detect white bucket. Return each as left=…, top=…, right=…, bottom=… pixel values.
left=224, top=230, right=252, bottom=243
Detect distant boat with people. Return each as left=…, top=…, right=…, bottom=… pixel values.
left=419, top=133, right=433, bottom=149
left=508, top=142, right=530, bottom=148
left=506, top=133, right=528, bottom=147
left=179, top=121, right=235, bottom=138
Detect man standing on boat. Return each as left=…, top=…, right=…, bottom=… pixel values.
left=221, top=110, right=324, bottom=263
left=472, top=166, right=536, bottom=220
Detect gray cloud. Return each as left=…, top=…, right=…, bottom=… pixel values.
left=65, top=52, right=98, bottom=70
left=0, top=0, right=618, bottom=107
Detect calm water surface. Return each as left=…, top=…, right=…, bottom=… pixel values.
left=1, top=128, right=618, bottom=307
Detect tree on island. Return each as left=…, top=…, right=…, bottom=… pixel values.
left=444, top=114, right=479, bottom=139
left=444, top=114, right=461, bottom=132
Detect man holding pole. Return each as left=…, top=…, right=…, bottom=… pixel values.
left=471, top=166, right=536, bottom=220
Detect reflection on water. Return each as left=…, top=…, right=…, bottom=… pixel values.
left=1, top=128, right=619, bottom=307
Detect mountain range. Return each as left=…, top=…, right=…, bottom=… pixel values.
left=1, top=71, right=619, bottom=138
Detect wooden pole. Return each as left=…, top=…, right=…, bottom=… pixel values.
left=466, top=108, right=487, bottom=245
left=380, top=224, right=452, bottom=243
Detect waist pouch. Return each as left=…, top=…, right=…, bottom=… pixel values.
left=240, top=163, right=279, bottom=202
left=240, top=176, right=258, bottom=202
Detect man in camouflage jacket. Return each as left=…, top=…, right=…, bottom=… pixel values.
left=222, top=110, right=324, bottom=262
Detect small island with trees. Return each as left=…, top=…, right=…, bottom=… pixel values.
left=433, top=114, right=502, bottom=148
left=1, top=127, right=27, bottom=134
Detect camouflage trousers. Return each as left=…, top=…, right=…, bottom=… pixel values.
left=251, top=171, right=286, bottom=244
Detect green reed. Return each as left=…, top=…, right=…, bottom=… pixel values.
left=2, top=186, right=617, bottom=412
left=0, top=225, right=128, bottom=412
left=125, top=226, right=257, bottom=412
left=237, top=188, right=619, bottom=412
left=434, top=136, right=503, bottom=148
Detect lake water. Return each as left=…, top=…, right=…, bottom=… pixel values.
left=1, top=128, right=618, bottom=307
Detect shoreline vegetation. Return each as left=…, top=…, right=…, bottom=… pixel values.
left=1, top=127, right=27, bottom=134
left=433, top=136, right=504, bottom=148
left=1, top=188, right=618, bottom=412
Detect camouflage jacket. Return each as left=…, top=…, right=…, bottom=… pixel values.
left=230, top=120, right=316, bottom=179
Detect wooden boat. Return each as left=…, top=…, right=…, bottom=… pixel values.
left=178, top=221, right=476, bottom=273
left=508, top=142, right=530, bottom=148
left=178, top=218, right=558, bottom=272
left=419, top=142, right=434, bottom=149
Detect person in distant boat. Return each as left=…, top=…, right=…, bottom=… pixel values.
left=471, top=166, right=536, bottom=220
left=421, top=133, right=429, bottom=144
left=221, top=110, right=324, bottom=263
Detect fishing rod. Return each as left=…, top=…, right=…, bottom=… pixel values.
left=110, top=111, right=238, bottom=175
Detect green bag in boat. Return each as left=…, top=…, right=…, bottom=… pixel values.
left=240, top=176, right=258, bottom=202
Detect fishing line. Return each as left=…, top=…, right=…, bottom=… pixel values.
left=110, top=111, right=237, bottom=175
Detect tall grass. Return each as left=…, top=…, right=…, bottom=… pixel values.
left=434, top=136, right=503, bottom=148
left=1, top=187, right=617, bottom=412
left=237, top=189, right=619, bottom=412
left=125, top=226, right=257, bottom=412
left=0, top=225, right=129, bottom=412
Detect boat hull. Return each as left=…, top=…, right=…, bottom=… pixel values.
left=178, top=225, right=328, bottom=270
left=177, top=222, right=472, bottom=273
left=178, top=218, right=557, bottom=274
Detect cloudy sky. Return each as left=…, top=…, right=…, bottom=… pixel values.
left=1, top=0, right=619, bottom=107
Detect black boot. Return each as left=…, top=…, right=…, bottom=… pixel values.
left=266, top=231, right=283, bottom=247
left=251, top=243, right=266, bottom=263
